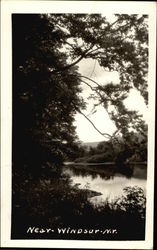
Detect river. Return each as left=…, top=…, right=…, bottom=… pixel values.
left=62, top=163, right=147, bottom=205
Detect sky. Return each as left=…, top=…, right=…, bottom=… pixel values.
left=73, top=58, right=148, bottom=143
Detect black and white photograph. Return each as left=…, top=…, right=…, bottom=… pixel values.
left=1, top=1, right=156, bottom=249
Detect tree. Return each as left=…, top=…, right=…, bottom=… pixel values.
left=48, top=14, right=148, bottom=160
left=12, top=14, right=148, bottom=174
left=12, top=14, right=85, bottom=176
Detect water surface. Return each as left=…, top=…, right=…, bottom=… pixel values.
left=62, top=163, right=147, bottom=205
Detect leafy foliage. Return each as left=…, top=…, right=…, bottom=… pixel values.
left=114, top=186, right=146, bottom=219
left=75, top=128, right=147, bottom=164
left=13, top=13, right=148, bottom=173
left=12, top=14, right=85, bottom=175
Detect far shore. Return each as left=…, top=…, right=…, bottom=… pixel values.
left=64, top=161, right=147, bottom=166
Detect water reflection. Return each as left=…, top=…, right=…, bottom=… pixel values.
left=63, top=165, right=116, bottom=180
left=62, top=163, right=147, bottom=205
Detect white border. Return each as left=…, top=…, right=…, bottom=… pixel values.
left=1, top=1, right=156, bottom=249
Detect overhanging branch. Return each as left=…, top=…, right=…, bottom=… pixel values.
left=72, top=102, right=112, bottom=140
left=78, top=110, right=112, bottom=140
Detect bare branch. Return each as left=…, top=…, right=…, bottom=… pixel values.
left=90, top=59, right=97, bottom=77
left=75, top=106, right=121, bottom=146
left=80, top=79, right=96, bottom=91
left=51, top=45, right=95, bottom=74
left=75, top=107, right=112, bottom=140
left=79, top=75, right=102, bottom=88
left=78, top=78, right=122, bottom=145
left=51, top=54, right=85, bottom=74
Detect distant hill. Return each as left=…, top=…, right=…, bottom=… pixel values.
left=82, top=141, right=103, bottom=149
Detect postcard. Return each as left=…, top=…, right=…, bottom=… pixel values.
left=1, top=1, right=156, bottom=249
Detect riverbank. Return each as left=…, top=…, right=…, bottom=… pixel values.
left=12, top=174, right=146, bottom=240
left=12, top=164, right=146, bottom=240
left=73, top=152, right=147, bottom=165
